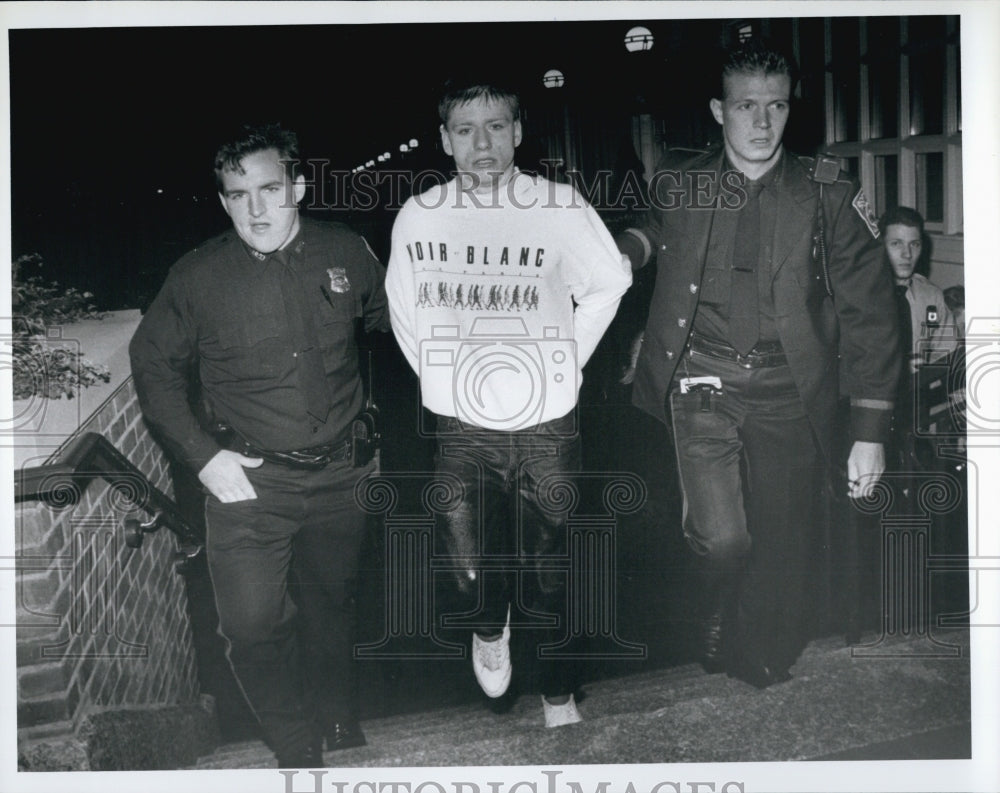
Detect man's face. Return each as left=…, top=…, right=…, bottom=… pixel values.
left=884, top=223, right=923, bottom=281
left=440, top=97, right=522, bottom=192
left=218, top=148, right=305, bottom=254
left=710, top=71, right=791, bottom=176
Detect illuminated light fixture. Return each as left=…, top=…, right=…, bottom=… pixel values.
left=400, top=143, right=409, bottom=153
left=382, top=151, right=390, bottom=160
left=624, top=25, right=654, bottom=52
left=409, top=138, right=419, bottom=148
left=366, top=160, right=375, bottom=168
left=543, top=69, right=565, bottom=88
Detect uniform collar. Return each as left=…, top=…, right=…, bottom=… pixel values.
left=239, top=225, right=306, bottom=266
left=725, top=149, right=784, bottom=192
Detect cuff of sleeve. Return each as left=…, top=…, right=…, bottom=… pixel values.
left=850, top=402, right=893, bottom=444
left=615, top=229, right=651, bottom=270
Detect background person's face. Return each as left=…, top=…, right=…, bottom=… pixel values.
left=710, top=71, right=791, bottom=176
left=884, top=222, right=923, bottom=280
left=218, top=148, right=305, bottom=254
left=440, top=97, right=522, bottom=192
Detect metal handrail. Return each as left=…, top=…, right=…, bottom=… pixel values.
left=14, top=432, right=203, bottom=565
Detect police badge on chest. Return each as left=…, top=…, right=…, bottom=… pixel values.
left=327, top=267, right=351, bottom=293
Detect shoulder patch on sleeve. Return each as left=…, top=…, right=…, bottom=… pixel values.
left=852, top=189, right=880, bottom=239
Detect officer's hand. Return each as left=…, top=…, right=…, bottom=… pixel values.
left=846, top=441, right=885, bottom=500
left=198, top=450, right=263, bottom=503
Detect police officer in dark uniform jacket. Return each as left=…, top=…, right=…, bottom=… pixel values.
left=616, top=41, right=900, bottom=688
left=129, top=123, right=389, bottom=766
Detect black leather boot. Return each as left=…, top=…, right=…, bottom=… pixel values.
left=699, top=605, right=727, bottom=673
left=276, top=737, right=324, bottom=768
left=694, top=562, right=737, bottom=674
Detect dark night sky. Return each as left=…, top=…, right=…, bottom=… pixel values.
left=10, top=20, right=709, bottom=193
left=11, top=19, right=727, bottom=309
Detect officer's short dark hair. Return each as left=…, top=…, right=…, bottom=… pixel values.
left=214, top=122, right=300, bottom=192
left=879, top=205, right=925, bottom=236
left=438, top=76, right=520, bottom=125
left=717, top=39, right=798, bottom=99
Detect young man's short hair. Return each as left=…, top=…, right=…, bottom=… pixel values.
left=879, top=205, right=925, bottom=236
left=214, top=122, right=300, bottom=191
left=437, top=77, right=520, bottom=125
left=717, top=38, right=799, bottom=98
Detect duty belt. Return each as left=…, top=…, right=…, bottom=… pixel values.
left=688, top=333, right=787, bottom=369
left=213, top=423, right=352, bottom=470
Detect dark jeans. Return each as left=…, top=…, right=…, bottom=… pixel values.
left=204, top=456, right=373, bottom=756
left=669, top=349, right=823, bottom=670
left=435, top=412, right=580, bottom=698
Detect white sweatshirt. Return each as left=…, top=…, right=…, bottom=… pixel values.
left=386, top=171, right=631, bottom=431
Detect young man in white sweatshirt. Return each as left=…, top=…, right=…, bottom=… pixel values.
left=386, top=76, right=631, bottom=727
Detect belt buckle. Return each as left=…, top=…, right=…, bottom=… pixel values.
left=736, top=351, right=755, bottom=369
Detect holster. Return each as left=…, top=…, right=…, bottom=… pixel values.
left=350, top=408, right=380, bottom=467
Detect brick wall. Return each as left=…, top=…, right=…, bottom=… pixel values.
left=16, top=375, right=201, bottom=740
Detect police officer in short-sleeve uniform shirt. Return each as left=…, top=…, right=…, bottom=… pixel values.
left=130, top=124, right=389, bottom=766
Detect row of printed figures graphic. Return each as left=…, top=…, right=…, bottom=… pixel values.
left=418, top=281, right=542, bottom=311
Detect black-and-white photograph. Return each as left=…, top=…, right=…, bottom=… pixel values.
left=3, top=3, right=997, bottom=792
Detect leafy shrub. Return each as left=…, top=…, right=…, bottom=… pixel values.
left=11, top=254, right=110, bottom=400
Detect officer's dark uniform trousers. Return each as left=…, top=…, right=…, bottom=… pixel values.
left=670, top=349, right=822, bottom=670
left=205, top=455, right=374, bottom=755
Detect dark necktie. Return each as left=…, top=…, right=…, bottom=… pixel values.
left=729, top=179, right=764, bottom=355
left=274, top=249, right=331, bottom=423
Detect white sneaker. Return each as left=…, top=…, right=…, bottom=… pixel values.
left=471, top=609, right=512, bottom=698
left=542, top=694, right=582, bottom=728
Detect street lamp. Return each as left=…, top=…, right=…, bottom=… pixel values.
left=543, top=69, right=565, bottom=88
left=624, top=26, right=654, bottom=52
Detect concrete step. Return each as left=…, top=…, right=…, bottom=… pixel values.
left=192, top=629, right=971, bottom=769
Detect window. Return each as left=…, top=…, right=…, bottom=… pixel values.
left=817, top=16, right=962, bottom=236
left=874, top=154, right=899, bottom=214
left=916, top=151, right=945, bottom=224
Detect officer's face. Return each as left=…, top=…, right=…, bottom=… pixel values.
left=884, top=223, right=923, bottom=281
left=710, top=71, right=791, bottom=177
left=218, top=148, right=305, bottom=254
left=440, top=97, right=522, bottom=193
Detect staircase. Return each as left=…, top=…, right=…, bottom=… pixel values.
left=192, top=628, right=971, bottom=769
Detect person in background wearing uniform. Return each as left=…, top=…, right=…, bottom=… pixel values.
left=615, top=40, right=900, bottom=688
left=386, top=76, right=631, bottom=727
left=130, top=123, right=389, bottom=767
left=880, top=205, right=960, bottom=476
left=881, top=206, right=958, bottom=371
